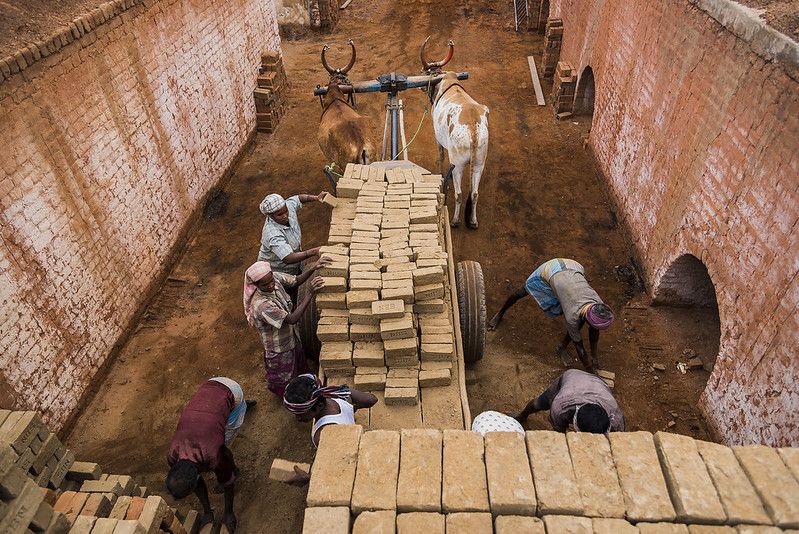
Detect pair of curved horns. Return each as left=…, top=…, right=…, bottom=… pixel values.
left=421, top=36, right=454, bottom=70
left=322, top=39, right=356, bottom=75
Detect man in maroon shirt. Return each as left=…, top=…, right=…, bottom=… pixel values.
left=166, top=377, right=255, bottom=533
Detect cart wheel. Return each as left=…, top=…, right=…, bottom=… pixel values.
left=298, top=281, right=320, bottom=360
left=456, top=260, right=486, bottom=364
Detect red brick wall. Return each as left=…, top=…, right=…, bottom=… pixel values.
left=551, top=0, right=799, bottom=446
left=0, top=0, right=280, bottom=430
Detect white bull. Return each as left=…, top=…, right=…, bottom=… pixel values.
left=430, top=72, right=489, bottom=228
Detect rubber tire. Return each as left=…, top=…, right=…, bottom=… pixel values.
left=456, top=260, right=486, bottom=364
left=297, top=280, right=320, bottom=360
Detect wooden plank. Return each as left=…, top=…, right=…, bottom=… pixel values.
left=528, top=56, right=546, bottom=106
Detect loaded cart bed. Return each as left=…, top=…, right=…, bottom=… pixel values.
left=298, top=161, right=486, bottom=431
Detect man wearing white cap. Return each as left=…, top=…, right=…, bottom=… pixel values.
left=258, top=191, right=329, bottom=275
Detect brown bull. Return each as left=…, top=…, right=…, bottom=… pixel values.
left=317, top=41, right=374, bottom=172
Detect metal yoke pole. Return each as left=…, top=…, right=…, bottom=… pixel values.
left=381, top=100, right=390, bottom=160
left=389, top=92, right=399, bottom=160
left=398, top=99, right=409, bottom=160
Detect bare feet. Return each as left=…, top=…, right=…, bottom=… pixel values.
left=558, top=346, right=572, bottom=367
left=222, top=512, right=238, bottom=533
left=488, top=313, right=501, bottom=330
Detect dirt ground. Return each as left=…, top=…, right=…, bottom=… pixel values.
left=63, top=0, right=721, bottom=532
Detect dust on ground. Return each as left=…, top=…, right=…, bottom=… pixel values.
left=65, top=0, right=720, bottom=532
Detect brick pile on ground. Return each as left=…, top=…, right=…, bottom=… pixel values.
left=302, top=424, right=799, bottom=533
left=541, top=18, right=563, bottom=79
left=253, top=51, right=288, bottom=134
left=1, top=410, right=199, bottom=534
left=316, top=163, right=455, bottom=407
left=552, top=61, right=577, bottom=119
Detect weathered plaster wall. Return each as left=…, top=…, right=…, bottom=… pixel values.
left=550, top=0, right=799, bottom=445
left=0, top=0, right=280, bottom=430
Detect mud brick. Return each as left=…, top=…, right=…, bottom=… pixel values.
left=542, top=515, right=592, bottom=534
left=420, top=344, right=453, bottom=362
left=319, top=192, right=338, bottom=208
left=609, top=431, right=676, bottom=522
left=384, top=387, right=418, bottom=405
left=395, top=429, right=442, bottom=512
left=316, top=324, right=349, bottom=342
left=0, top=411, right=44, bottom=454
left=354, top=373, right=386, bottom=391
left=70, top=515, right=97, bottom=533
left=385, top=357, right=419, bottom=369
left=379, top=317, right=415, bottom=340
left=371, top=300, right=405, bottom=319
left=352, top=222, right=381, bottom=233
left=347, top=290, right=378, bottom=309
left=396, top=512, right=444, bottom=533
left=80, top=480, right=123, bottom=496
left=382, top=220, right=410, bottom=230
left=268, top=459, right=311, bottom=483
left=123, top=496, right=147, bottom=520
left=566, top=432, right=625, bottom=518
left=420, top=361, right=452, bottom=372
left=307, top=425, right=362, bottom=507
left=442, top=430, right=488, bottom=512
left=414, top=283, right=444, bottom=301
left=77, top=492, right=112, bottom=518
left=136, top=496, right=169, bottom=534
left=382, top=250, right=413, bottom=261
left=351, top=430, right=400, bottom=513
left=384, top=338, right=417, bottom=358
left=654, top=432, right=726, bottom=524
left=325, top=367, right=356, bottom=378
left=336, top=179, right=363, bottom=198
left=320, top=245, right=349, bottom=256
left=420, top=323, right=451, bottom=335
left=29, top=500, right=55, bottom=531
left=353, top=343, right=385, bottom=367
left=386, top=263, right=416, bottom=273
left=409, top=209, right=437, bottom=224
left=53, top=491, right=77, bottom=513
left=382, top=270, right=413, bottom=281
left=319, top=342, right=354, bottom=369
left=412, top=266, right=444, bottom=285
left=0, top=409, right=10, bottom=427
left=381, top=229, right=408, bottom=238
left=316, top=292, right=347, bottom=310
left=591, top=518, right=638, bottom=533
left=734, top=445, right=799, bottom=528
left=111, top=520, right=147, bottom=533
left=64, top=492, right=91, bottom=522
left=350, top=308, right=380, bottom=326
left=382, top=279, right=413, bottom=290
left=0, top=479, right=45, bottom=532
left=385, top=377, right=417, bottom=389
left=350, top=271, right=381, bottom=282
left=108, top=496, right=132, bottom=520
left=415, top=259, right=446, bottom=269
left=482, top=432, right=536, bottom=516
left=31, top=434, right=62, bottom=476
left=350, top=242, right=379, bottom=252
left=350, top=279, right=382, bottom=291
left=302, top=507, right=349, bottom=534
left=638, top=525, right=690, bottom=534
left=446, top=512, right=492, bottom=533
left=350, top=324, right=381, bottom=342
left=319, top=315, right=349, bottom=326
left=686, top=528, right=736, bottom=534
left=318, top=277, right=346, bottom=293
left=381, top=286, right=414, bottom=304
left=352, top=510, right=394, bottom=534
left=779, top=447, right=799, bottom=485
left=39, top=487, right=58, bottom=506
left=418, top=369, right=451, bottom=387
left=356, top=365, right=388, bottom=375
left=181, top=510, right=198, bottom=534
left=49, top=450, right=74, bottom=488
left=1, top=450, right=26, bottom=499
left=734, top=527, right=782, bottom=534
left=525, top=431, right=584, bottom=515
left=28, top=435, right=44, bottom=455
left=421, top=333, right=453, bottom=345
left=494, top=516, right=545, bottom=534
left=387, top=369, right=418, bottom=379
left=14, top=447, right=35, bottom=472
left=328, top=234, right=352, bottom=245
left=412, top=299, right=444, bottom=314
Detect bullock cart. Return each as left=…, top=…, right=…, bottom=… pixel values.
left=299, top=70, right=485, bottom=430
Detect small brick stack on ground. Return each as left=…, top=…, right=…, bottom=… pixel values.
left=317, top=164, right=454, bottom=408
left=307, top=0, right=340, bottom=31
left=552, top=61, right=577, bottom=119
left=254, top=51, right=288, bottom=134
left=303, top=425, right=799, bottom=533
left=541, top=18, right=563, bottom=79
left=1, top=410, right=200, bottom=534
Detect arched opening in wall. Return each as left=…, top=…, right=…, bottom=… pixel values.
left=574, top=66, right=595, bottom=116
left=653, top=254, right=721, bottom=373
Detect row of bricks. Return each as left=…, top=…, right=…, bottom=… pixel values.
left=305, top=425, right=799, bottom=528
left=304, top=508, right=795, bottom=533
left=54, top=493, right=194, bottom=533
left=1, top=462, right=69, bottom=534
left=0, top=0, right=144, bottom=83
left=324, top=349, right=454, bottom=380
left=1, top=411, right=76, bottom=490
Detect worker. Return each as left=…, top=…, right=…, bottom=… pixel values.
left=165, top=377, right=256, bottom=533
left=471, top=410, right=525, bottom=436
left=488, top=258, right=614, bottom=371
left=244, top=259, right=329, bottom=397
left=258, top=192, right=330, bottom=275
left=281, top=373, right=378, bottom=485
left=511, top=369, right=625, bottom=433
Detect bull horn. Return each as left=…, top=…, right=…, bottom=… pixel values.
left=321, top=44, right=335, bottom=75
left=341, top=39, right=356, bottom=74
left=421, top=36, right=454, bottom=70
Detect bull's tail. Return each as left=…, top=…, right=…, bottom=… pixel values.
left=465, top=140, right=478, bottom=224
left=360, top=148, right=371, bottom=165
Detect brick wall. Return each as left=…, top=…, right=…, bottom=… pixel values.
left=0, top=0, right=280, bottom=430
left=549, top=0, right=799, bottom=445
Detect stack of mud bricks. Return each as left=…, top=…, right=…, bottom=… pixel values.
left=302, top=424, right=799, bottom=534
left=316, top=164, right=454, bottom=406
left=526, top=0, right=550, bottom=32
left=552, top=61, right=577, bottom=119
left=1, top=410, right=199, bottom=534
left=254, top=52, right=288, bottom=134
left=541, top=18, right=564, bottom=79
left=308, top=0, right=340, bottom=31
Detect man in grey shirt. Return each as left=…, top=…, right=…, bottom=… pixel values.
left=511, top=369, right=625, bottom=433
left=258, top=192, right=329, bottom=275
left=489, top=258, right=614, bottom=370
